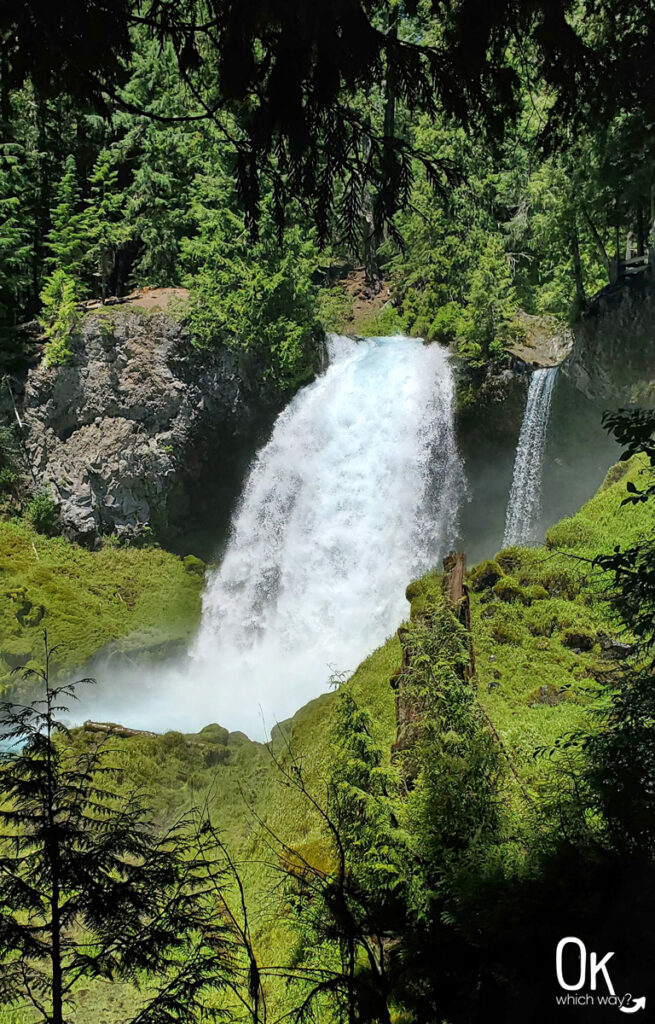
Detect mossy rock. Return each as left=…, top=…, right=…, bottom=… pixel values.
left=524, top=584, right=549, bottom=602
left=562, top=628, right=596, bottom=652
left=536, top=567, right=580, bottom=600
left=183, top=554, right=206, bottom=576
left=405, top=573, right=443, bottom=620
left=491, top=620, right=523, bottom=645
left=496, top=548, right=523, bottom=573
left=493, top=578, right=530, bottom=605
left=405, top=579, right=423, bottom=602
left=528, top=683, right=566, bottom=707
left=468, top=560, right=504, bottom=592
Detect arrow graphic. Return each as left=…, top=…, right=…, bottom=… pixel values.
left=620, top=996, right=646, bottom=1014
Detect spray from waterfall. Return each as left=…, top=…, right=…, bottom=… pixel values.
left=73, top=334, right=466, bottom=739
left=503, top=366, right=558, bottom=548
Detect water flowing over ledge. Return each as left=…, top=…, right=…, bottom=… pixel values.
left=503, top=366, right=558, bottom=547
left=72, top=335, right=466, bottom=739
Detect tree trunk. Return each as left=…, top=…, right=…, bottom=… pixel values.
left=638, top=206, right=645, bottom=256
left=625, top=230, right=634, bottom=261
left=571, top=221, right=587, bottom=310
left=580, top=203, right=610, bottom=279
left=442, top=551, right=475, bottom=680
left=51, top=872, right=64, bottom=1024
left=363, top=15, right=397, bottom=292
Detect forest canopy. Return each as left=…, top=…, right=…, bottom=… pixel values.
left=1, top=0, right=654, bottom=380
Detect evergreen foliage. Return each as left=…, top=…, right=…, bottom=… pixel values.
left=0, top=636, right=234, bottom=1023
left=39, top=270, right=79, bottom=367
left=2, top=2, right=654, bottom=374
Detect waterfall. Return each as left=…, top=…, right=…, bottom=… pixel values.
left=503, top=366, right=558, bottom=547
left=73, top=334, right=465, bottom=739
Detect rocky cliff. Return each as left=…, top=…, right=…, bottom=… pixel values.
left=564, top=272, right=655, bottom=405
left=19, top=309, right=288, bottom=546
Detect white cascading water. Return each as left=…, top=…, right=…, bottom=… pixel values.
left=73, top=334, right=465, bottom=739
left=502, top=366, right=557, bottom=547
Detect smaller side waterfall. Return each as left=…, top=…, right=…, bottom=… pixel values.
left=503, top=366, right=558, bottom=547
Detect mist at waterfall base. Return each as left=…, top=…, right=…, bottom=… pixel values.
left=72, top=335, right=465, bottom=740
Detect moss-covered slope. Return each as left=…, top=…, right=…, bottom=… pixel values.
left=0, top=520, right=203, bottom=692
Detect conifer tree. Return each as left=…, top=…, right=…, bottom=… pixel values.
left=84, top=151, right=129, bottom=300
left=0, top=165, right=32, bottom=329
left=44, top=155, right=87, bottom=280
left=0, top=634, right=234, bottom=1023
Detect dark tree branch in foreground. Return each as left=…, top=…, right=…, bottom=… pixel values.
left=2, top=0, right=645, bottom=240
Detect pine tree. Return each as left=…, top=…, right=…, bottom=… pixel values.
left=0, top=634, right=234, bottom=1023
left=0, top=162, right=32, bottom=331
left=84, top=151, right=129, bottom=300
left=44, top=155, right=87, bottom=280
left=119, top=39, right=196, bottom=287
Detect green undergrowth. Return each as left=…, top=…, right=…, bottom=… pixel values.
left=468, top=454, right=651, bottom=798
left=89, top=449, right=647, bottom=892
left=0, top=518, right=203, bottom=694
left=0, top=456, right=648, bottom=1022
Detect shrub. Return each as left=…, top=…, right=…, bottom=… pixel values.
left=428, top=300, right=465, bottom=342
left=0, top=465, right=16, bottom=493
left=318, top=284, right=352, bottom=332
left=357, top=303, right=403, bottom=337
left=27, top=492, right=59, bottom=535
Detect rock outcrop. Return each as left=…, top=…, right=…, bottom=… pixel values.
left=507, top=310, right=573, bottom=369
left=20, top=310, right=287, bottom=545
left=564, top=273, right=655, bottom=404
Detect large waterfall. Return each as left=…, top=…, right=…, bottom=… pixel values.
left=503, top=366, right=557, bottom=547
left=75, top=335, right=465, bottom=739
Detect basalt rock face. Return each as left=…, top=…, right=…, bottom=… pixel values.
left=564, top=273, right=655, bottom=405
left=21, top=311, right=284, bottom=545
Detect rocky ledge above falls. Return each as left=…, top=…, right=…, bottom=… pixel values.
left=20, top=310, right=286, bottom=545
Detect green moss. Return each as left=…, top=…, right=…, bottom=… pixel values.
left=492, top=577, right=531, bottom=604
left=545, top=516, right=592, bottom=550
left=0, top=518, right=203, bottom=693
left=468, top=559, right=504, bottom=591
left=182, top=553, right=206, bottom=576
left=495, top=547, right=524, bottom=573
left=405, top=572, right=443, bottom=620
left=561, top=628, right=596, bottom=651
